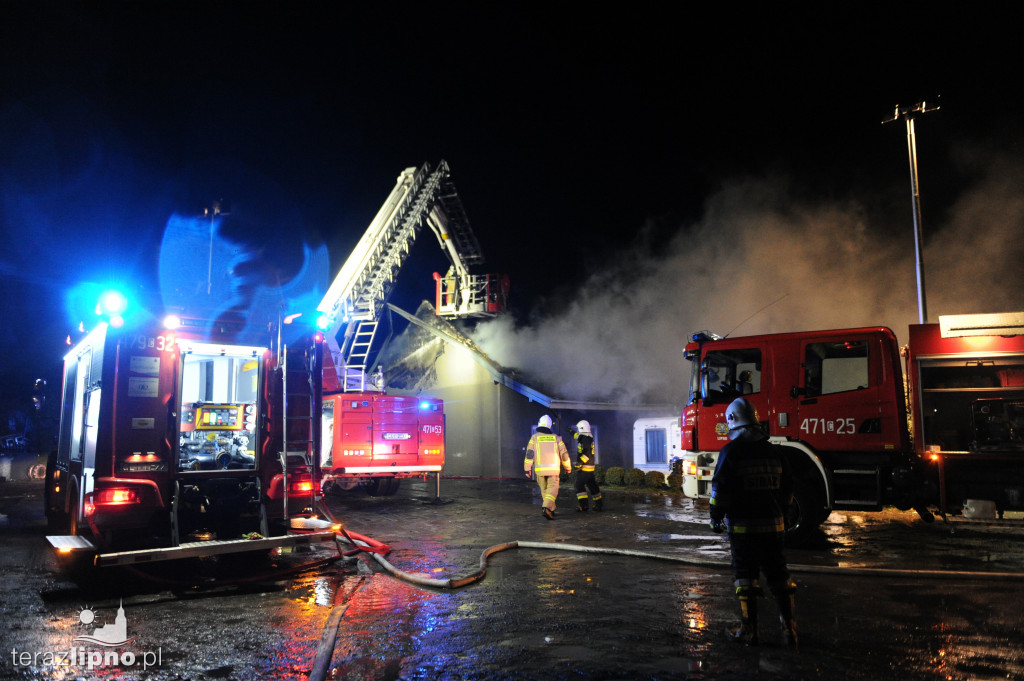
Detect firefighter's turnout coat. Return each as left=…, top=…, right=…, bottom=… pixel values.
left=524, top=427, right=571, bottom=512
left=573, top=432, right=602, bottom=510
left=709, top=428, right=793, bottom=534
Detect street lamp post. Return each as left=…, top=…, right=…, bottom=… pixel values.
left=205, top=200, right=229, bottom=295
left=883, top=99, right=940, bottom=325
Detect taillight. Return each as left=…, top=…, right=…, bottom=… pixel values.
left=93, top=488, right=140, bottom=505
left=685, top=461, right=697, bottom=476
left=84, top=488, right=140, bottom=516
left=100, top=488, right=140, bottom=504
left=288, top=477, right=314, bottom=494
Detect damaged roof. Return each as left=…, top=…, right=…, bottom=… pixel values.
left=380, top=301, right=676, bottom=412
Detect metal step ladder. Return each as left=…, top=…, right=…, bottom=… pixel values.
left=832, top=466, right=883, bottom=508
left=342, top=320, right=378, bottom=385
left=278, top=341, right=322, bottom=525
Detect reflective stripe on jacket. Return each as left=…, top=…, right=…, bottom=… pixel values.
left=525, top=432, right=568, bottom=475
left=575, top=433, right=596, bottom=471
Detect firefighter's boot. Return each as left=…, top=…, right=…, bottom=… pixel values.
left=772, top=581, right=798, bottom=649
left=576, top=496, right=589, bottom=512
left=593, top=495, right=603, bottom=512
left=727, top=584, right=760, bottom=645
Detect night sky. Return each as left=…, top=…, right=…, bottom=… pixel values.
left=3, top=3, right=1024, bottom=415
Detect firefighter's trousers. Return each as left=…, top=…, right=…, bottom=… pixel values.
left=575, top=469, right=601, bottom=507
left=537, top=474, right=561, bottom=512
left=728, top=531, right=790, bottom=587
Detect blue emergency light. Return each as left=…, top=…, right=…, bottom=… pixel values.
left=97, top=290, right=128, bottom=317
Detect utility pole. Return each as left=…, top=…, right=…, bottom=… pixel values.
left=883, top=99, right=940, bottom=324
left=204, top=199, right=229, bottom=295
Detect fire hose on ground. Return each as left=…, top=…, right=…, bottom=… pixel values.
left=308, top=528, right=1024, bottom=681
left=336, top=530, right=1024, bottom=587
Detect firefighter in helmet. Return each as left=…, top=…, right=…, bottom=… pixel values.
left=524, top=415, right=572, bottom=520
left=572, top=420, right=603, bottom=512
left=709, top=397, right=798, bottom=648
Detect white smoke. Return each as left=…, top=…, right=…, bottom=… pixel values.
left=473, top=156, right=1024, bottom=406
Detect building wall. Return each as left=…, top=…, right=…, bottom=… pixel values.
left=384, top=325, right=668, bottom=477
left=412, top=343, right=500, bottom=477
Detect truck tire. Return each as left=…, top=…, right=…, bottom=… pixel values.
left=784, top=476, right=827, bottom=548
left=364, top=478, right=384, bottom=496
left=44, top=451, right=65, bottom=533
left=365, top=477, right=401, bottom=496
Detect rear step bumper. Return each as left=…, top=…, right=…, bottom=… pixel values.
left=47, top=521, right=339, bottom=567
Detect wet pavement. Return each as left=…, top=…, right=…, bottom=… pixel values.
left=2, top=476, right=1024, bottom=680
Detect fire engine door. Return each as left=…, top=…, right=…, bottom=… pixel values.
left=794, top=336, right=883, bottom=451
left=68, top=343, right=101, bottom=503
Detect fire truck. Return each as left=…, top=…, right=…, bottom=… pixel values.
left=44, top=160, right=503, bottom=565
left=677, top=311, right=1024, bottom=544
left=315, top=160, right=506, bottom=495
left=44, top=311, right=339, bottom=567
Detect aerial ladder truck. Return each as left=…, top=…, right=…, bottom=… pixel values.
left=316, top=160, right=508, bottom=495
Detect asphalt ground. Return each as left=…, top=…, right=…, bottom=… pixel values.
left=3, top=476, right=1024, bottom=680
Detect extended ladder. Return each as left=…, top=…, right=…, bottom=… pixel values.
left=316, top=160, right=507, bottom=390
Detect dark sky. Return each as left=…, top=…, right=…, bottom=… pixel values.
left=3, top=2, right=1024, bottom=410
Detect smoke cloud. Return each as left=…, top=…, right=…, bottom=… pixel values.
left=473, top=154, right=1024, bottom=406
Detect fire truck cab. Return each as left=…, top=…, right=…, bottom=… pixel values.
left=679, top=327, right=922, bottom=544
left=45, top=313, right=337, bottom=567
left=679, top=313, right=1024, bottom=543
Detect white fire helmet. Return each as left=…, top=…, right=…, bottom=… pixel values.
left=725, top=397, right=758, bottom=440
left=538, top=415, right=553, bottom=429
left=576, top=420, right=592, bottom=436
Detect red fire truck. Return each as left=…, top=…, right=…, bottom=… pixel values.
left=314, top=161, right=502, bottom=496
left=678, top=312, right=1024, bottom=544
left=44, top=312, right=339, bottom=567
left=319, top=368, right=446, bottom=496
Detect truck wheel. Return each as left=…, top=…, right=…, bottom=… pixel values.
left=44, top=452, right=65, bottom=533
left=382, top=478, right=401, bottom=496
left=67, top=495, right=81, bottom=536
left=784, top=477, right=826, bottom=548
left=364, top=478, right=384, bottom=496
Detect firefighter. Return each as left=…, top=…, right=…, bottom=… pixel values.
left=572, top=420, right=603, bottom=512
left=524, top=415, right=572, bottom=520
left=709, top=397, right=798, bottom=648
